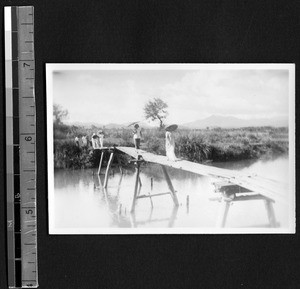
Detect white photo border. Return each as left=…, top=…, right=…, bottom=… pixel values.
left=46, top=63, right=295, bottom=234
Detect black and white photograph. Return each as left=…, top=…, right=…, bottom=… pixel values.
left=46, top=63, right=295, bottom=234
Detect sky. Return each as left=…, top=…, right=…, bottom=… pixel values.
left=50, top=66, right=290, bottom=126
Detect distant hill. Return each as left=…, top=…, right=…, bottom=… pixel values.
left=182, top=115, right=288, bottom=129
left=66, top=120, right=153, bottom=129
left=65, top=121, right=104, bottom=128
left=66, top=115, right=288, bottom=129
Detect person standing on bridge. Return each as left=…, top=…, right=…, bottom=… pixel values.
left=98, top=130, right=104, bottom=148
left=133, top=124, right=142, bottom=150
left=91, top=133, right=101, bottom=150
left=165, top=124, right=180, bottom=161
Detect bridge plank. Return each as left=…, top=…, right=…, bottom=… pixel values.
left=117, top=147, right=288, bottom=204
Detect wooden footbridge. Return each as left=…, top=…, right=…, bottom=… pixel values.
left=96, top=146, right=288, bottom=228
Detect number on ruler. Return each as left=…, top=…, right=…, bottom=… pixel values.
left=25, top=136, right=32, bottom=141
left=7, top=220, right=13, bottom=228
left=26, top=209, right=33, bottom=214
left=23, top=62, right=30, bottom=67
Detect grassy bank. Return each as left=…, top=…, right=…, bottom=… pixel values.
left=53, top=124, right=289, bottom=169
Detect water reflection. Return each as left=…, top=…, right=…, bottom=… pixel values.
left=53, top=156, right=290, bottom=230
left=130, top=205, right=179, bottom=228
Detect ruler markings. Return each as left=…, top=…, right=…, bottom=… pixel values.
left=6, top=6, right=38, bottom=288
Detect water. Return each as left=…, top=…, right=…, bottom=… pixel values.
left=52, top=156, right=291, bottom=232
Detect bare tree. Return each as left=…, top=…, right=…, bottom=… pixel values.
left=53, top=104, right=68, bottom=125
left=144, top=98, right=168, bottom=128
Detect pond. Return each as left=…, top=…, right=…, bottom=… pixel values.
left=52, top=155, right=291, bottom=233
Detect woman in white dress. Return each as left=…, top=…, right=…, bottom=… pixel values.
left=165, top=124, right=179, bottom=161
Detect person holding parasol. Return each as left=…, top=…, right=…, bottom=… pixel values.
left=165, top=124, right=180, bottom=161
left=132, top=123, right=142, bottom=150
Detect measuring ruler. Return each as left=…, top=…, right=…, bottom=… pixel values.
left=5, top=6, right=38, bottom=288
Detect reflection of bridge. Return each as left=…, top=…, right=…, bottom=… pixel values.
left=96, top=146, right=288, bottom=228
left=93, top=173, right=179, bottom=228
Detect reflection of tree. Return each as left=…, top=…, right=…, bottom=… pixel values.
left=54, top=169, right=93, bottom=189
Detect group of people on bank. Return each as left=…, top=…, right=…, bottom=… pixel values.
left=74, top=123, right=180, bottom=161
left=74, top=130, right=105, bottom=149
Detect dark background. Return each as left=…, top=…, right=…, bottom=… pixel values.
left=0, top=0, right=299, bottom=288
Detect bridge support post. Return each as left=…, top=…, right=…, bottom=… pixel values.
left=98, top=151, right=104, bottom=175
left=161, top=165, right=179, bottom=206
left=168, top=205, right=179, bottom=227
left=264, top=199, right=277, bottom=227
left=117, top=157, right=123, bottom=175
left=130, top=161, right=141, bottom=213
left=216, top=199, right=231, bottom=228
left=213, top=181, right=279, bottom=228
left=103, top=151, right=114, bottom=188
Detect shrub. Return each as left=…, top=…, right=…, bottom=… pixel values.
left=145, top=137, right=165, bottom=155
left=176, top=134, right=210, bottom=162
left=53, top=123, right=289, bottom=168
